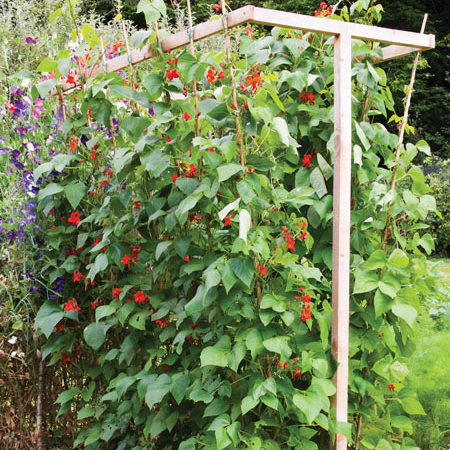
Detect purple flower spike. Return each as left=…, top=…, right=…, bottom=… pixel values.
left=25, top=37, right=37, bottom=44
left=10, top=86, right=24, bottom=97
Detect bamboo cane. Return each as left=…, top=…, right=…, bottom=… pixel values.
left=186, top=0, right=201, bottom=136
left=382, top=14, right=428, bottom=249
left=221, top=0, right=245, bottom=166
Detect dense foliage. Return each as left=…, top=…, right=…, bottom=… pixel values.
left=421, top=157, right=450, bottom=256
left=80, top=0, right=450, bottom=159
left=0, top=0, right=446, bottom=449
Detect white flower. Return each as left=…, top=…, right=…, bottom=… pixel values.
left=68, top=40, right=78, bottom=50
left=8, top=336, right=17, bottom=345
left=21, top=78, right=31, bottom=88
left=11, top=351, right=17, bottom=357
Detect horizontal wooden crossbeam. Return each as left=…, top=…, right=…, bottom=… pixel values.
left=58, top=5, right=434, bottom=93
left=250, top=6, right=434, bottom=48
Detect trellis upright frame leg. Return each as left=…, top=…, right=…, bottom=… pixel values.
left=331, top=32, right=352, bottom=450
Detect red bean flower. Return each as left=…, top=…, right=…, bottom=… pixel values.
left=113, top=288, right=121, bottom=299
left=73, top=270, right=83, bottom=282
left=188, top=164, right=197, bottom=176
left=388, top=384, right=395, bottom=391
left=302, top=154, right=312, bottom=169
left=134, top=290, right=149, bottom=305
left=300, top=89, right=315, bottom=106
left=68, top=211, right=81, bottom=226
left=258, top=264, right=267, bottom=277
left=166, top=68, right=179, bottom=81
left=64, top=298, right=81, bottom=312
left=70, top=137, right=78, bottom=152
left=182, top=112, right=190, bottom=121
left=121, top=254, right=132, bottom=266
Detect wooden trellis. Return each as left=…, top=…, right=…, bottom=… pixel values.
left=61, top=7, right=435, bottom=449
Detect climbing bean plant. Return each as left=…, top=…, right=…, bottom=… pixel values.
left=24, top=0, right=442, bottom=449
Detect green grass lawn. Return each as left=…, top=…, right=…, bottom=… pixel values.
left=409, top=258, right=450, bottom=449
left=432, top=259, right=450, bottom=284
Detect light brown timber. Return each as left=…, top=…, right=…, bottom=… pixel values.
left=331, top=32, right=352, bottom=450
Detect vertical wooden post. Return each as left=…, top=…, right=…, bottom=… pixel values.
left=331, top=32, right=352, bottom=450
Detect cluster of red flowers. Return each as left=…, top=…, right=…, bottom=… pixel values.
left=245, top=25, right=254, bottom=38
left=64, top=298, right=81, bottom=312
left=223, top=213, right=234, bottom=227
left=275, top=357, right=288, bottom=369
left=155, top=318, right=168, bottom=328
left=113, top=288, right=121, bottom=299
left=121, top=254, right=132, bottom=266
left=275, top=356, right=301, bottom=377
left=134, top=290, right=149, bottom=305
left=103, top=168, right=114, bottom=178
left=303, top=154, right=312, bottom=169
left=281, top=226, right=296, bottom=251
left=66, top=70, right=78, bottom=86
left=167, top=57, right=178, bottom=66
left=90, top=144, right=99, bottom=160
left=206, top=65, right=225, bottom=84
left=245, top=71, right=262, bottom=92
left=297, top=221, right=308, bottom=239
left=184, top=163, right=197, bottom=178
left=388, top=383, right=395, bottom=391
left=120, top=246, right=140, bottom=269
left=73, top=270, right=83, bottom=282
left=258, top=264, right=267, bottom=277
left=108, top=41, right=122, bottom=59
left=70, top=137, right=78, bottom=152
left=300, top=88, right=315, bottom=105
left=68, top=211, right=81, bottom=226
left=61, top=347, right=81, bottom=364
left=90, top=299, right=102, bottom=310
left=300, top=293, right=312, bottom=322
left=314, top=2, right=332, bottom=17
left=214, top=4, right=221, bottom=12
left=166, top=68, right=179, bottom=81
left=182, top=112, right=190, bottom=121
